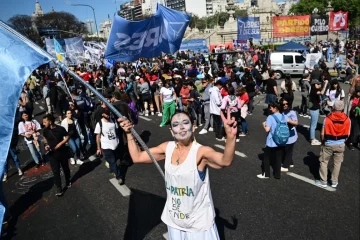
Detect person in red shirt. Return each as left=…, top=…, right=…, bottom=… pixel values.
left=238, top=87, right=249, bottom=137
left=221, top=81, right=229, bottom=97
left=179, top=82, right=190, bottom=109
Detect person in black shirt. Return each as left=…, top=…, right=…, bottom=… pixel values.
left=42, top=114, right=71, bottom=196
left=265, top=70, right=279, bottom=105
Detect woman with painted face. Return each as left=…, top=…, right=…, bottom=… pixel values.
left=118, top=111, right=237, bottom=239
left=279, top=98, right=298, bottom=172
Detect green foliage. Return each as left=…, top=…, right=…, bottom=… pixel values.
left=189, top=15, right=199, bottom=29
left=8, top=15, right=41, bottom=44
left=196, top=18, right=207, bottom=31
left=218, top=12, right=230, bottom=26
left=234, top=9, right=248, bottom=19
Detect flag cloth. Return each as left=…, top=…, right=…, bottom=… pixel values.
left=105, top=4, right=190, bottom=62
left=54, top=38, right=65, bottom=61
left=0, top=23, right=52, bottom=230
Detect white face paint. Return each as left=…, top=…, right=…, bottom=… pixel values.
left=171, top=113, right=193, bottom=141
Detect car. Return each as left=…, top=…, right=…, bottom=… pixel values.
left=268, top=52, right=306, bottom=79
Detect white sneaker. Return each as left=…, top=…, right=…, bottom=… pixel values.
left=151, top=112, right=154, bottom=115
left=70, top=158, right=75, bottom=165
left=299, top=113, right=304, bottom=117
left=199, top=129, right=208, bottom=135
left=311, top=140, right=321, bottom=146
left=199, top=124, right=203, bottom=127
left=18, top=168, right=23, bottom=176
left=158, top=113, right=162, bottom=117
left=2, top=174, right=7, bottom=182
left=76, top=159, right=84, bottom=165
left=216, top=137, right=225, bottom=141
left=105, top=161, right=110, bottom=168
left=290, top=165, right=294, bottom=168
left=236, top=138, right=240, bottom=142
left=145, top=113, right=149, bottom=116
left=281, top=167, right=289, bottom=172
left=257, top=173, right=269, bottom=179
left=208, top=127, right=214, bottom=132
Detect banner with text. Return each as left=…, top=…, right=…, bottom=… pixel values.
left=329, top=11, right=348, bottom=31
left=179, top=39, right=208, bottom=52
left=237, top=17, right=261, bottom=40
left=272, top=15, right=310, bottom=38
left=310, top=15, right=329, bottom=35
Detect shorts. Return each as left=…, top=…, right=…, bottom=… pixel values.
left=167, top=222, right=220, bottom=240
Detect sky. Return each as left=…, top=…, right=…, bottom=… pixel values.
left=0, top=0, right=128, bottom=31
left=0, top=0, right=288, bottom=30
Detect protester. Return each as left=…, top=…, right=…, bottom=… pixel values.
left=159, top=80, right=177, bottom=127
left=348, top=89, right=360, bottom=150
left=317, top=101, right=351, bottom=188
left=199, top=78, right=214, bottom=134
left=3, top=130, right=23, bottom=182
left=42, top=114, right=71, bottom=196
left=280, top=75, right=296, bottom=108
left=325, top=79, right=345, bottom=109
left=138, top=77, right=154, bottom=116
left=299, top=73, right=311, bottom=118
left=221, top=86, right=241, bottom=142
left=117, top=111, right=237, bottom=239
left=265, top=70, right=278, bottom=105
left=209, top=80, right=224, bottom=141
left=238, top=86, right=249, bottom=137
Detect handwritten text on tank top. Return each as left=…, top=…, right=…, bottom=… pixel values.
left=166, top=182, right=194, bottom=220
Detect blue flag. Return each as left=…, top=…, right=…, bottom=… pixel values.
left=180, top=39, right=209, bottom=52
left=54, top=38, right=65, bottom=61
left=0, top=22, right=52, bottom=228
left=237, top=17, right=261, bottom=40
left=105, top=4, right=190, bottom=62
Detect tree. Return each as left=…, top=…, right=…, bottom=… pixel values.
left=189, top=15, right=199, bottom=29
left=217, top=12, right=230, bottom=26
left=34, top=11, right=88, bottom=38
left=234, top=9, right=248, bottom=19
left=196, top=18, right=207, bottom=31
left=206, top=15, right=218, bottom=29
left=8, top=15, right=40, bottom=44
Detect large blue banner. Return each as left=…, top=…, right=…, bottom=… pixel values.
left=237, top=17, right=261, bottom=40
left=105, top=4, right=190, bottom=62
left=179, top=39, right=209, bottom=52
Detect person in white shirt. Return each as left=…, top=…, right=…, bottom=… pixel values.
left=18, top=111, right=43, bottom=168
left=94, top=107, right=124, bottom=185
left=117, top=111, right=237, bottom=240
left=209, top=81, right=223, bottom=141
left=159, top=80, right=177, bottom=127
left=325, top=79, right=345, bottom=108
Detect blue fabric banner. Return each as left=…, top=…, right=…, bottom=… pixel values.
left=46, top=37, right=84, bottom=66
left=179, top=39, right=209, bottom=52
left=105, top=4, right=190, bottom=62
left=237, top=17, right=261, bottom=40
left=0, top=22, right=52, bottom=230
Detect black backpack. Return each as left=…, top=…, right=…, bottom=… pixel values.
left=56, top=86, right=66, bottom=100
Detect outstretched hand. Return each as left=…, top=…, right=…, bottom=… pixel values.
left=221, top=110, right=237, bottom=138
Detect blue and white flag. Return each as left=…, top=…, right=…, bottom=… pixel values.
left=105, top=4, right=190, bottom=62
left=179, top=39, right=209, bottom=52
left=237, top=17, right=261, bottom=40
left=0, top=22, right=52, bottom=228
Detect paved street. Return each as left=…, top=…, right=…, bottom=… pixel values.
left=2, top=80, right=359, bottom=240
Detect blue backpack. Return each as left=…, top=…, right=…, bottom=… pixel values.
left=271, top=114, right=290, bottom=146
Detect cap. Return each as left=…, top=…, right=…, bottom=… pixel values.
left=174, top=74, right=182, bottom=79
left=135, top=76, right=140, bottom=80
left=333, top=100, right=344, bottom=111
left=303, top=73, right=310, bottom=78
left=311, top=79, right=321, bottom=85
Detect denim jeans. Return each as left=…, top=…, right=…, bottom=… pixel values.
left=310, top=109, right=319, bottom=140
left=27, top=142, right=42, bottom=164
left=4, top=147, right=21, bottom=172
left=177, top=97, right=184, bottom=111
left=103, top=149, right=121, bottom=179
left=68, top=137, right=81, bottom=158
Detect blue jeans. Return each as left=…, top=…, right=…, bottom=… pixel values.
left=27, top=142, right=42, bottom=164
left=68, top=137, right=81, bottom=158
left=177, top=97, right=184, bottom=111
left=327, top=53, right=332, bottom=62
left=241, top=117, right=248, bottom=133
left=4, top=147, right=21, bottom=173
left=103, top=149, right=121, bottom=179
left=309, top=109, right=319, bottom=140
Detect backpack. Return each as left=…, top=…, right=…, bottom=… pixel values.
left=271, top=114, right=290, bottom=146
left=56, top=86, right=66, bottom=100
left=74, top=96, right=91, bottom=112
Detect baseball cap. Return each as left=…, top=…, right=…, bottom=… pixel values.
left=333, top=100, right=344, bottom=111
left=173, top=68, right=179, bottom=71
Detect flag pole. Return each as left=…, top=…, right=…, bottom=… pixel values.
left=0, top=21, right=165, bottom=180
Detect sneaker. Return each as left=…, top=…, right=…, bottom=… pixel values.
left=281, top=167, right=289, bottom=172
left=349, top=145, right=355, bottom=151
left=158, top=113, right=162, bottom=117
left=151, top=112, right=154, bottom=115
left=331, top=181, right=338, bottom=188
left=239, top=133, right=246, bottom=137
left=2, top=174, right=7, bottom=182
left=105, top=161, right=110, bottom=168
left=290, top=165, right=294, bottom=168
left=257, top=173, right=269, bottom=179
left=76, top=159, right=84, bottom=165
left=18, top=168, right=23, bottom=176
left=65, top=182, right=72, bottom=188
left=215, top=137, right=225, bottom=141
left=199, top=129, right=208, bottom=135
left=248, top=112, right=253, bottom=116
left=304, top=114, right=310, bottom=118
left=118, top=178, right=125, bottom=185
left=55, top=188, right=64, bottom=197
left=145, top=113, right=149, bottom=116
left=70, top=158, right=75, bottom=165
left=198, top=123, right=203, bottom=127
left=208, top=127, right=214, bottom=132
left=236, top=138, right=240, bottom=143
left=311, top=140, right=321, bottom=146
left=138, top=111, right=144, bottom=116
left=315, top=180, right=327, bottom=188
left=299, top=113, right=304, bottom=117
left=194, top=126, right=198, bottom=129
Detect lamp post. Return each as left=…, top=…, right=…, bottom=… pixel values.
left=72, top=4, right=99, bottom=39
left=312, top=8, right=319, bottom=43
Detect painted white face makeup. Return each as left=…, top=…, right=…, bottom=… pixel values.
left=171, top=114, right=193, bottom=141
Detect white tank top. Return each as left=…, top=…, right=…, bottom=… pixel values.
left=161, top=141, right=215, bottom=232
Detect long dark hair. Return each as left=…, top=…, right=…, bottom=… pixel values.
left=284, top=75, right=293, bottom=96
left=330, top=80, right=342, bottom=98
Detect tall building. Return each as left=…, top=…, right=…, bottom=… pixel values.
left=142, top=0, right=165, bottom=15
left=119, top=0, right=143, bottom=20
left=206, top=0, right=228, bottom=15
left=32, top=0, right=44, bottom=18
left=99, top=19, right=112, bottom=38
left=166, top=0, right=207, bottom=17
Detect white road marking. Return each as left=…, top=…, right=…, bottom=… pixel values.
left=286, top=172, right=336, bottom=192
left=163, top=232, right=169, bottom=240
left=39, top=106, right=44, bottom=110
left=35, top=102, right=39, bottom=105
left=214, top=144, right=247, bottom=158
left=139, top=116, right=152, bottom=121
left=300, top=124, right=310, bottom=129
left=109, top=178, right=131, bottom=196
left=88, top=155, right=97, bottom=161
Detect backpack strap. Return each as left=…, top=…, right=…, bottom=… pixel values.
left=99, top=119, right=104, bottom=136
left=271, top=114, right=280, bottom=123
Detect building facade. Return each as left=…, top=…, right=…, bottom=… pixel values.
left=119, top=1, right=143, bottom=20
left=142, top=0, right=165, bottom=16
left=166, top=0, right=207, bottom=17
left=99, top=19, right=112, bottom=38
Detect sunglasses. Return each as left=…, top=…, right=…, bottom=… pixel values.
left=282, top=103, right=288, bottom=106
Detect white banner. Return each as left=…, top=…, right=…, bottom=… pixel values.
left=305, top=53, right=323, bottom=68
